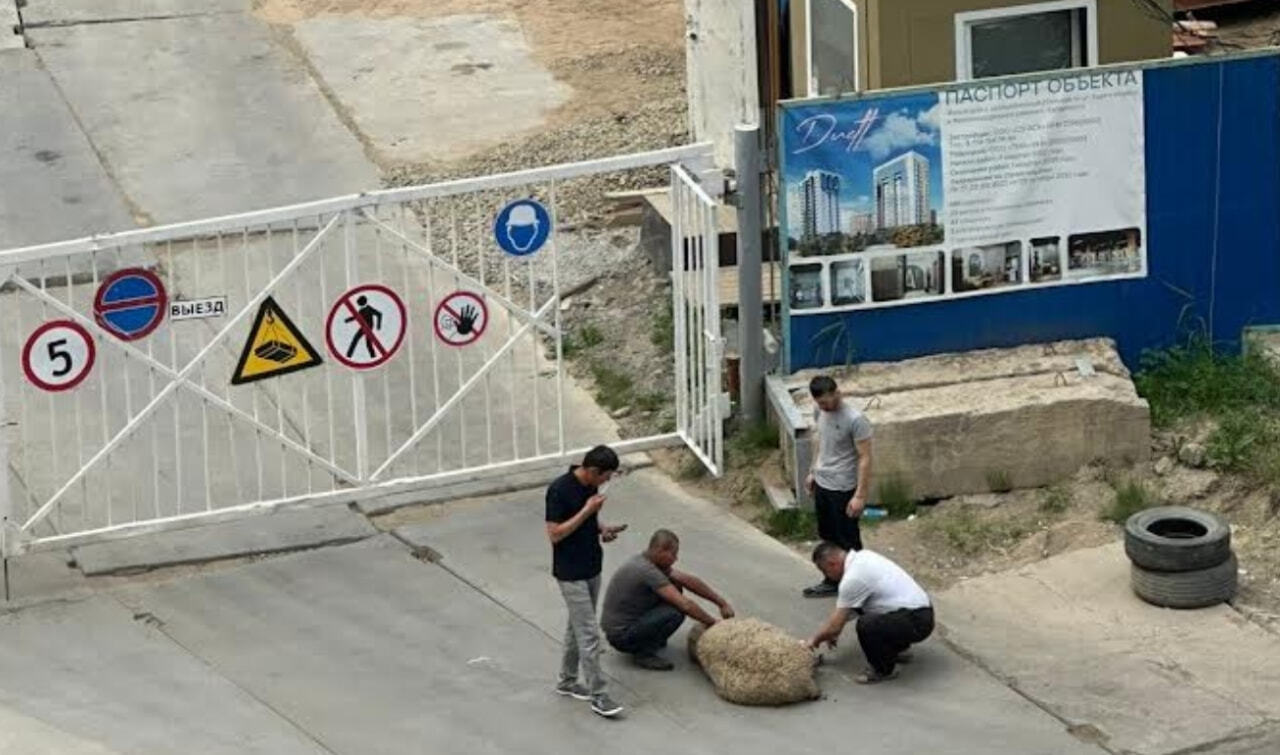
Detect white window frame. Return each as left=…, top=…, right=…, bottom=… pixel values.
left=806, top=0, right=860, bottom=97
left=954, top=0, right=1099, bottom=82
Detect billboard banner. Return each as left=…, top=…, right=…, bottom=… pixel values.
left=779, top=69, right=1147, bottom=315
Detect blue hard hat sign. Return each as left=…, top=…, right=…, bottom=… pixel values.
left=494, top=199, right=551, bottom=257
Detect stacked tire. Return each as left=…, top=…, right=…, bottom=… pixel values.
left=1124, top=506, right=1237, bottom=609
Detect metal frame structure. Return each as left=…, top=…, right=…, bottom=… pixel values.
left=0, top=144, right=725, bottom=555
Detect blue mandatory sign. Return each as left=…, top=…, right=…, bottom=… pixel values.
left=494, top=198, right=551, bottom=257
left=93, top=268, right=168, bottom=341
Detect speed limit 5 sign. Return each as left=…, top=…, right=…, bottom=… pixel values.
left=22, top=321, right=97, bottom=392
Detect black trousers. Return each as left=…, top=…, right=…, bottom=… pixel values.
left=815, top=485, right=862, bottom=585
left=607, top=604, right=685, bottom=656
left=814, top=485, right=863, bottom=551
left=856, top=606, right=934, bottom=675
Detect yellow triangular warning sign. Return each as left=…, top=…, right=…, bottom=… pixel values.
left=230, top=296, right=323, bottom=385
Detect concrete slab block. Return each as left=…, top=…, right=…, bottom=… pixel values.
left=392, top=470, right=1105, bottom=754
left=0, top=51, right=134, bottom=249
left=22, top=0, right=247, bottom=25
left=937, top=544, right=1280, bottom=755
left=71, top=505, right=376, bottom=575
left=0, top=701, right=123, bottom=754
left=1, top=2, right=22, bottom=51
left=0, top=596, right=328, bottom=753
left=1194, top=725, right=1280, bottom=755
left=775, top=339, right=1150, bottom=500
left=28, top=12, right=379, bottom=224
left=5, top=550, right=92, bottom=603
left=292, top=13, right=571, bottom=165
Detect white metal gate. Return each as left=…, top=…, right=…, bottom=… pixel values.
left=0, top=145, right=726, bottom=554
left=671, top=166, right=725, bottom=476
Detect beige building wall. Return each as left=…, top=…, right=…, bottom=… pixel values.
left=790, top=0, right=1172, bottom=94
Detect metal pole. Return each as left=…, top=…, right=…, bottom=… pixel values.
left=734, top=124, right=764, bottom=424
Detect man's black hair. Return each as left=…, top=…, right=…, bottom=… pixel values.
left=811, top=540, right=844, bottom=564
left=648, top=529, right=680, bottom=551
left=582, top=444, right=620, bottom=473
left=809, top=375, right=838, bottom=399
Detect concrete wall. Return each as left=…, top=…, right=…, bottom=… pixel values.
left=789, top=0, right=1171, bottom=93
left=686, top=0, right=761, bottom=167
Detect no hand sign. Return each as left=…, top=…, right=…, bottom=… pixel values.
left=433, top=291, right=488, bottom=347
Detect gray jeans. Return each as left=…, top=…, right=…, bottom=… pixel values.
left=557, top=576, right=607, bottom=699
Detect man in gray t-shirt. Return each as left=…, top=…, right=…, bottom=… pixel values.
left=803, top=374, right=874, bottom=598
left=601, top=529, right=735, bottom=670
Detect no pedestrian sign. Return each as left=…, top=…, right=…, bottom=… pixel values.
left=22, top=320, right=96, bottom=392
left=94, top=268, right=167, bottom=341
left=325, top=284, right=407, bottom=370
left=434, top=291, right=488, bottom=347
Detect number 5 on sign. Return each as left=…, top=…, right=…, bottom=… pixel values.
left=22, top=321, right=97, bottom=392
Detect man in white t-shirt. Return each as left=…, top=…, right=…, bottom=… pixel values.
left=804, top=542, right=934, bottom=684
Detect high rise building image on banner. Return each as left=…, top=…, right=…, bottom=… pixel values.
left=874, top=151, right=931, bottom=230
left=800, top=170, right=842, bottom=237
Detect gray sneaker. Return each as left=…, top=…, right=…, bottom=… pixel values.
left=554, top=679, right=591, bottom=700
left=591, top=694, right=625, bottom=718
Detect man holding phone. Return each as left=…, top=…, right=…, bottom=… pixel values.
left=545, top=445, right=628, bottom=718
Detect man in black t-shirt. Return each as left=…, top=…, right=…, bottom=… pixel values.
left=545, top=445, right=627, bottom=718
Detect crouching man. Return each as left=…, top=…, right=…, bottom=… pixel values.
left=601, top=529, right=735, bottom=670
left=805, top=542, right=934, bottom=684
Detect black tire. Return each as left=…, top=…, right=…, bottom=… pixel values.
left=1124, top=506, right=1231, bottom=572
left=1130, top=553, right=1238, bottom=609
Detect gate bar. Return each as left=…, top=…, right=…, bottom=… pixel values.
left=14, top=434, right=685, bottom=553
left=0, top=144, right=715, bottom=262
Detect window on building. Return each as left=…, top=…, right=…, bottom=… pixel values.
left=807, top=0, right=858, bottom=97
left=955, top=0, right=1097, bottom=81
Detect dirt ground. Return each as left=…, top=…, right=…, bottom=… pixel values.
left=1191, top=2, right=1280, bottom=50
left=256, top=0, right=688, bottom=215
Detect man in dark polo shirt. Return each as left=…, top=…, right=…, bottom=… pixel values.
left=545, top=445, right=627, bottom=718
left=601, top=529, right=735, bottom=670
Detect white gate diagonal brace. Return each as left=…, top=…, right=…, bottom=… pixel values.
left=359, top=209, right=559, bottom=340
left=371, top=296, right=556, bottom=480
left=6, top=275, right=359, bottom=490
left=16, top=213, right=344, bottom=534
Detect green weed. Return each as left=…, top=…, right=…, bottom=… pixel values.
left=986, top=470, right=1013, bottom=494
left=1039, top=485, right=1072, bottom=514
left=1102, top=479, right=1155, bottom=524
left=767, top=508, right=818, bottom=541
left=590, top=362, right=634, bottom=410
left=875, top=475, right=916, bottom=518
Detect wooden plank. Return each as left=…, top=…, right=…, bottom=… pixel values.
left=717, top=265, right=781, bottom=307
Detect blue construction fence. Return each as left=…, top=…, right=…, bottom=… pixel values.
left=779, top=51, right=1280, bottom=372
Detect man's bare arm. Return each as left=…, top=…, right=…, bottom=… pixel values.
left=807, top=606, right=852, bottom=650
left=545, top=495, right=604, bottom=544
left=849, top=438, right=873, bottom=514
left=656, top=584, right=718, bottom=627
left=671, top=570, right=734, bottom=617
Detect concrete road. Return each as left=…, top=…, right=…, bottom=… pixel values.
left=25, top=8, right=378, bottom=225
left=0, top=472, right=1108, bottom=754
left=938, top=544, right=1280, bottom=755
left=0, top=50, right=135, bottom=248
